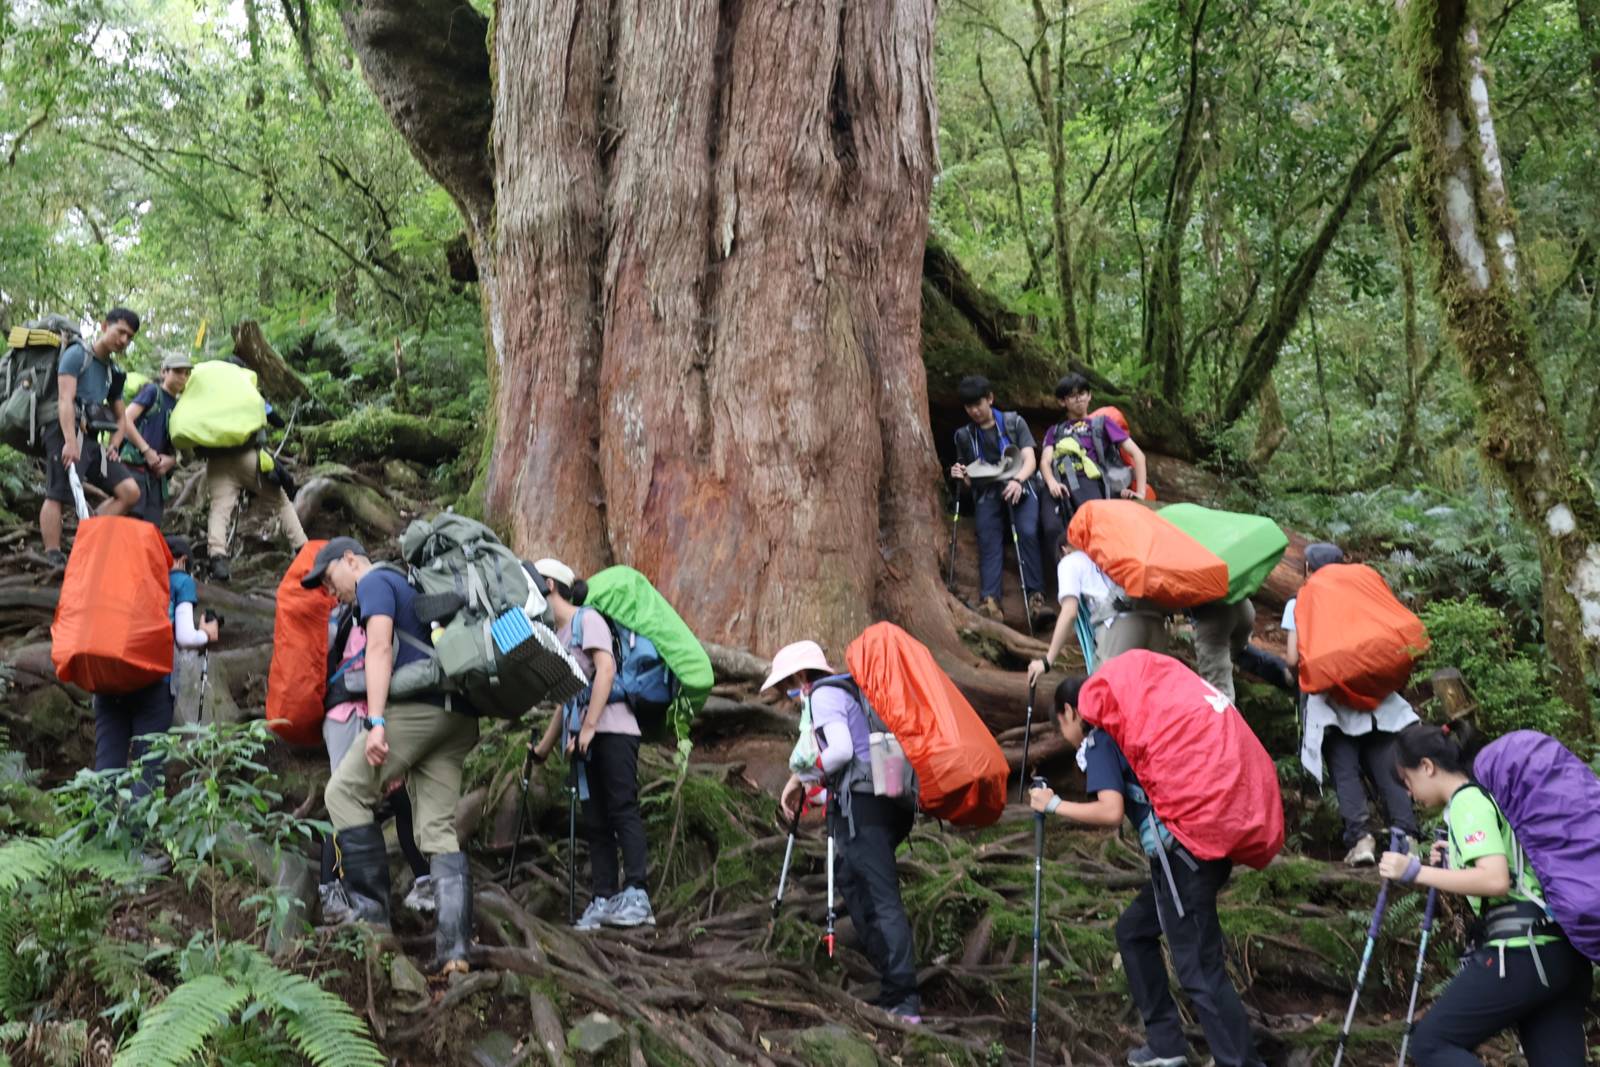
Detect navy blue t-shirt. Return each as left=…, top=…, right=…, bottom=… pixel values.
left=355, top=566, right=431, bottom=670
left=129, top=382, right=177, bottom=456
left=1082, top=728, right=1172, bottom=856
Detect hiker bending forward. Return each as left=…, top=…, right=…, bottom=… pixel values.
left=1377, top=723, right=1593, bottom=1065
left=312, top=537, right=478, bottom=974
left=765, top=641, right=922, bottom=1023
left=531, top=558, right=655, bottom=931
left=1029, top=547, right=1168, bottom=685
left=1030, top=677, right=1265, bottom=1067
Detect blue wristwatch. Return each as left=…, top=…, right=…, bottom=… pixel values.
left=368, top=716, right=386, bottom=728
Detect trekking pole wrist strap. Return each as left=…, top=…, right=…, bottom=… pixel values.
left=1045, top=796, right=1062, bottom=815
left=1399, top=855, right=1422, bottom=884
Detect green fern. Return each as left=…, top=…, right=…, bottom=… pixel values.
left=239, top=948, right=386, bottom=1067
left=0, top=838, right=53, bottom=893
left=0, top=906, right=40, bottom=1020
left=112, top=974, right=248, bottom=1067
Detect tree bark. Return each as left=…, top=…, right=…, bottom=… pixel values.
left=1400, top=0, right=1600, bottom=728
left=231, top=319, right=311, bottom=404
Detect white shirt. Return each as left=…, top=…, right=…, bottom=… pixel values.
left=1057, top=550, right=1117, bottom=605
left=1283, top=596, right=1419, bottom=782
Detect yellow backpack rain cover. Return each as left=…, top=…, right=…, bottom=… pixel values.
left=169, top=360, right=266, bottom=450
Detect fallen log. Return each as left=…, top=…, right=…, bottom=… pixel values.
left=231, top=319, right=311, bottom=403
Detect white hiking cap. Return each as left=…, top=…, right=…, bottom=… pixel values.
left=532, top=558, right=576, bottom=590
left=762, top=641, right=834, bottom=693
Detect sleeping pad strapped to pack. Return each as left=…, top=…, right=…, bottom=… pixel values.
left=1294, top=563, right=1428, bottom=711
left=169, top=359, right=267, bottom=450
left=843, top=622, right=1009, bottom=827
left=1078, top=650, right=1284, bottom=869
left=1067, top=499, right=1229, bottom=609
left=266, top=541, right=336, bottom=746
left=52, top=517, right=175, bottom=694
left=1158, top=503, right=1288, bottom=605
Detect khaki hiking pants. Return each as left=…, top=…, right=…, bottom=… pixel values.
left=1093, top=611, right=1170, bottom=671
left=205, top=448, right=307, bottom=558
left=1191, top=600, right=1256, bottom=704
left=325, top=701, right=479, bottom=856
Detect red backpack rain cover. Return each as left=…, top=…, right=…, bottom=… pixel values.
left=845, top=622, right=1010, bottom=827
left=1067, top=499, right=1229, bottom=609
left=1295, top=563, right=1429, bottom=712
left=52, top=517, right=175, bottom=694
left=1088, top=406, right=1156, bottom=500
left=1079, top=650, right=1284, bottom=868
left=267, top=541, right=336, bottom=746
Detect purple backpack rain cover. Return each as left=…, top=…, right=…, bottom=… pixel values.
left=1473, top=730, right=1600, bottom=962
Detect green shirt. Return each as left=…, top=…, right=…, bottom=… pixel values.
left=1445, top=784, right=1556, bottom=948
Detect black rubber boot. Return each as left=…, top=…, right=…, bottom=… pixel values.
left=431, top=851, right=473, bottom=974
left=334, top=824, right=391, bottom=927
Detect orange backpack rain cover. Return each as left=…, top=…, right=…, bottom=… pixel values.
left=1067, top=499, right=1228, bottom=608
left=845, top=622, right=1010, bottom=827
left=51, top=517, right=174, bottom=693
left=1295, top=563, right=1429, bottom=711
left=267, top=540, right=336, bottom=746
left=1088, top=406, right=1156, bottom=500
left=1080, top=650, right=1284, bottom=869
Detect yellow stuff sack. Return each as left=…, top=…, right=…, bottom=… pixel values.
left=169, top=360, right=266, bottom=450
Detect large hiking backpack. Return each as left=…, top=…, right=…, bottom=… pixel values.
left=1067, top=499, right=1229, bottom=609
left=1159, top=503, right=1288, bottom=605
left=1, top=317, right=82, bottom=454
left=842, top=622, right=1010, bottom=826
left=396, top=513, right=585, bottom=718
left=573, top=565, right=714, bottom=741
left=51, top=517, right=175, bottom=694
left=1078, top=650, right=1284, bottom=869
left=1295, top=563, right=1428, bottom=711
left=169, top=360, right=267, bottom=450
left=1087, top=406, right=1156, bottom=499
left=1473, top=731, right=1600, bottom=962
left=266, top=541, right=337, bottom=747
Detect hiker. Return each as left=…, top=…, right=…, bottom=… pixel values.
left=1377, top=722, right=1594, bottom=1065
left=1027, top=542, right=1168, bottom=686
left=1030, top=676, right=1265, bottom=1067
left=528, top=558, right=656, bottom=931
left=39, top=308, right=144, bottom=566
left=202, top=364, right=305, bottom=581
left=1039, top=373, right=1148, bottom=522
left=316, top=605, right=436, bottom=925
left=310, top=537, right=477, bottom=973
left=1189, top=599, right=1256, bottom=704
left=93, top=535, right=216, bottom=812
left=1284, top=543, right=1420, bottom=866
left=765, top=641, right=922, bottom=1022
left=948, top=374, right=1056, bottom=622
left=110, top=353, right=191, bottom=527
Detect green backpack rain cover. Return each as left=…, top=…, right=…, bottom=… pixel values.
left=169, top=360, right=266, bottom=450
left=583, top=565, right=714, bottom=740
left=1159, top=503, right=1288, bottom=604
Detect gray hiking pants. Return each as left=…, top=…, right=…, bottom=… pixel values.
left=1191, top=600, right=1255, bottom=703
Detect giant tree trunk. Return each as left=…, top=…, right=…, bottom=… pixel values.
left=344, top=0, right=974, bottom=668
left=1400, top=0, right=1600, bottom=728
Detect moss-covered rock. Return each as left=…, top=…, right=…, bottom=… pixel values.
left=787, top=1024, right=882, bottom=1067
left=301, top=407, right=473, bottom=464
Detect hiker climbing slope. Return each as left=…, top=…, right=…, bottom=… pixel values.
left=1028, top=542, right=1169, bottom=686
left=111, top=353, right=190, bottom=527
left=1377, top=723, right=1595, bottom=1065
left=1039, top=372, right=1149, bottom=521
left=1030, top=654, right=1279, bottom=1067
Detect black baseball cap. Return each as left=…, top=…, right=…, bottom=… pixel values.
left=300, top=537, right=368, bottom=588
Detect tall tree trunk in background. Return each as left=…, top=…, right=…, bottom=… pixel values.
left=1577, top=0, right=1600, bottom=102
left=1380, top=173, right=1444, bottom=480
left=1400, top=0, right=1600, bottom=728
left=344, top=0, right=972, bottom=670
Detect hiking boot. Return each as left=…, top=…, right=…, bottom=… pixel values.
left=1344, top=834, right=1378, bottom=868
left=430, top=852, right=472, bottom=975
left=319, top=881, right=357, bottom=925
left=978, top=597, right=1003, bottom=621
left=403, top=874, right=436, bottom=914
left=1027, top=591, right=1048, bottom=617
left=333, top=824, right=391, bottom=926
left=210, top=555, right=231, bottom=582
left=44, top=548, right=68, bottom=571
left=602, top=886, right=656, bottom=928
left=1127, top=1046, right=1187, bottom=1067
left=887, top=999, right=922, bottom=1025
left=574, top=896, right=611, bottom=931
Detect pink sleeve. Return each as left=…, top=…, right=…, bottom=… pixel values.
left=580, top=610, right=614, bottom=657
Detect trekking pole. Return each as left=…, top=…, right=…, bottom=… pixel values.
left=824, top=831, right=837, bottom=958
left=1332, top=827, right=1408, bottom=1067
left=1018, top=681, right=1037, bottom=803
left=505, top=724, right=540, bottom=887
left=1398, top=828, right=1450, bottom=1066
left=1074, top=610, right=1097, bottom=673
left=1005, top=498, right=1036, bottom=636
left=947, top=483, right=961, bottom=589
left=567, top=734, right=579, bottom=926
left=771, top=799, right=805, bottom=922
left=1028, top=774, right=1048, bottom=1067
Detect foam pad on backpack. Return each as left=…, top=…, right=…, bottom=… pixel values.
left=501, top=622, right=587, bottom=706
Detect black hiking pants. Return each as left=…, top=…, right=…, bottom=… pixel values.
left=1323, top=728, right=1420, bottom=846
left=1411, top=937, right=1592, bottom=1065
left=93, top=678, right=174, bottom=805
left=830, top=792, right=919, bottom=1012
left=584, top=734, right=649, bottom=896
left=1116, top=855, right=1265, bottom=1067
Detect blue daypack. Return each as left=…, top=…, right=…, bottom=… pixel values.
left=568, top=606, right=678, bottom=731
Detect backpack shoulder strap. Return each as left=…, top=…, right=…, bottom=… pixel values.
left=1088, top=415, right=1116, bottom=468
left=993, top=410, right=1013, bottom=453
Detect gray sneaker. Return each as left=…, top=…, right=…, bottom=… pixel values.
left=602, top=886, right=656, bottom=928
left=319, top=881, right=357, bottom=925
left=573, top=896, right=610, bottom=931
left=402, top=874, right=436, bottom=914
left=1344, top=834, right=1378, bottom=867
left=1127, top=1046, right=1187, bottom=1067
